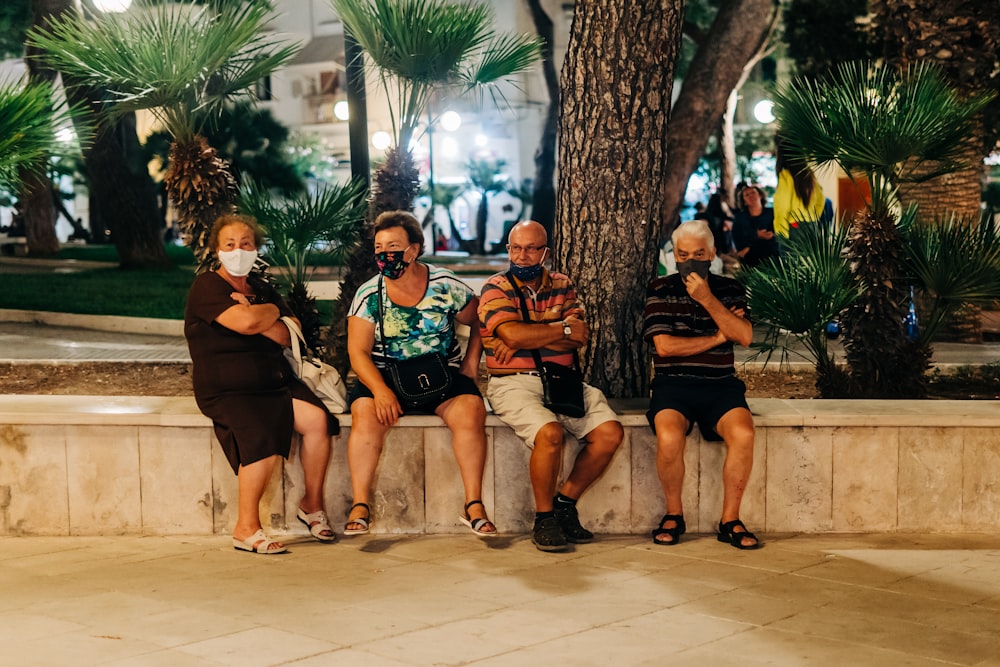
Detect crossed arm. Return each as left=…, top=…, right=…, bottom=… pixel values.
left=651, top=274, right=751, bottom=358
left=215, top=293, right=292, bottom=346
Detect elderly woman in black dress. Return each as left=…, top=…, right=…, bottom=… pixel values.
left=185, top=214, right=339, bottom=554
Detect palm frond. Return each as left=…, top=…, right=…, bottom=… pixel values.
left=738, top=222, right=861, bottom=371
left=28, top=1, right=299, bottom=141
left=238, top=179, right=368, bottom=290
left=772, top=60, right=994, bottom=213
left=901, top=212, right=1000, bottom=341
left=0, top=77, right=88, bottom=191
left=330, top=0, right=540, bottom=146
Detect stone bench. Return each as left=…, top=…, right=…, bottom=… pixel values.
left=1, top=395, right=998, bottom=537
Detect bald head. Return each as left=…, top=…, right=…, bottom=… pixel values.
left=508, top=220, right=547, bottom=248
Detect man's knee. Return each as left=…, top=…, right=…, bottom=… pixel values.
left=587, top=420, right=623, bottom=454
left=717, top=409, right=755, bottom=450
left=533, top=421, right=565, bottom=452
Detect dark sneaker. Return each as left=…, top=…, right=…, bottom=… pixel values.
left=531, top=516, right=569, bottom=552
left=553, top=503, right=594, bottom=543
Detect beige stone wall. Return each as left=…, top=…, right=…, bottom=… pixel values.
left=1, top=396, right=998, bottom=536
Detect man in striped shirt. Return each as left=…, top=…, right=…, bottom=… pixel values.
left=479, top=221, right=623, bottom=552
left=643, top=220, right=761, bottom=550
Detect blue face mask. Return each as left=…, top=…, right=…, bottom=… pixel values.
left=508, top=261, right=545, bottom=282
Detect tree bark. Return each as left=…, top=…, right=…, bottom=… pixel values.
left=83, top=117, right=171, bottom=269
left=19, top=0, right=65, bottom=256
left=718, top=89, right=739, bottom=207
left=525, top=0, right=559, bottom=236
left=661, top=0, right=778, bottom=237
left=556, top=0, right=684, bottom=398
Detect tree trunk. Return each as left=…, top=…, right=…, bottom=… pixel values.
left=19, top=170, right=59, bottom=256
left=18, top=0, right=66, bottom=256
left=525, top=0, right=559, bottom=236
left=718, top=89, right=739, bottom=207
left=660, top=0, right=778, bottom=236
left=556, top=0, right=684, bottom=399
left=84, top=118, right=171, bottom=269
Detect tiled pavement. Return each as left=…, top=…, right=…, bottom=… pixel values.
left=2, top=533, right=1000, bottom=666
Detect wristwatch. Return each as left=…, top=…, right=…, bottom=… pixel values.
left=561, top=320, right=572, bottom=337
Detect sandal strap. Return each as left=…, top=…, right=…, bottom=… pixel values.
left=718, top=519, right=759, bottom=546
left=464, top=499, right=484, bottom=512
left=351, top=502, right=370, bottom=513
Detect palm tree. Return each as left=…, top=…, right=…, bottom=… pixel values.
left=326, top=0, right=543, bottom=368
left=28, top=1, right=299, bottom=272
left=738, top=222, right=861, bottom=397
left=0, top=77, right=77, bottom=193
left=466, top=156, right=510, bottom=254
left=772, top=60, right=994, bottom=397
left=238, top=179, right=368, bottom=350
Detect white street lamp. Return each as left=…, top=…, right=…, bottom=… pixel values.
left=753, top=99, right=775, bottom=124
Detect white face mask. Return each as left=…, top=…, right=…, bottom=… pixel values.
left=218, top=248, right=257, bottom=277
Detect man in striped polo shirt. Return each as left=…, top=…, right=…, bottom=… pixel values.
left=644, top=220, right=761, bottom=550
left=479, top=221, right=623, bottom=552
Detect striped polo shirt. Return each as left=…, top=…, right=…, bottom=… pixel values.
left=478, top=270, right=582, bottom=374
left=643, top=273, right=747, bottom=378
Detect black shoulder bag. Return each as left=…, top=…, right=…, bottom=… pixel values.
left=376, top=274, right=453, bottom=406
left=507, top=272, right=587, bottom=418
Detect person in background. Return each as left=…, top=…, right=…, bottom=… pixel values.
left=773, top=135, right=825, bottom=237
left=185, top=214, right=339, bottom=554
left=732, top=184, right=779, bottom=269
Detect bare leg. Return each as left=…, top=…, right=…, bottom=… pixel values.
left=234, top=454, right=281, bottom=548
left=714, top=407, right=757, bottom=547
left=653, top=409, right=689, bottom=544
left=559, top=420, right=623, bottom=500
left=530, top=422, right=565, bottom=512
left=294, top=398, right=332, bottom=513
left=436, top=394, right=494, bottom=531
left=345, top=398, right=390, bottom=530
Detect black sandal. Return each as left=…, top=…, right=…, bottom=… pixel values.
left=651, top=514, right=686, bottom=546
left=344, top=502, right=371, bottom=535
left=717, top=519, right=761, bottom=550
left=459, top=499, right=498, bottom=537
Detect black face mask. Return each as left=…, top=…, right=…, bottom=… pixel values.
left=676, top=259, right=712, bottom=280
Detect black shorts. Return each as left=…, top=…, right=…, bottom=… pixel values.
left=646, top=374, right=749, bottom=442
left=348, top=365, right=481, bottom=414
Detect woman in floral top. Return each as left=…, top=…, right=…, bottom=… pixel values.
left=344, top=211, right=496, bottom=538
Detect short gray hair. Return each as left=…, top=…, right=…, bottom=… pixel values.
left=671, top=220, right=715, bottom=251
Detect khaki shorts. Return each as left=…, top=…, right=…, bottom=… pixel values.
left=486, top=373, right=620, bottom=447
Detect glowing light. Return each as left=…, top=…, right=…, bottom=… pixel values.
left=333, top=100, right=349, bottom=121
left=474, top=133, right=489, bottom=147
left=441, top=137, right=459, bottom=158
left=371, top=131, right=391, bottom=150
left=439, top=110, right=462, bottom=132
left=55, top=128, right=75, bottom=143
left=753, top=100, right=775, bottom=124
left=92, top=0, right=132, bottom=11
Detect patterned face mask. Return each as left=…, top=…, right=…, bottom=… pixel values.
left=375, top=251, right=409, bottom=280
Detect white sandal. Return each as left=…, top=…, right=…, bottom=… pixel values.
left=297, top=508, right=337, bottom=542
left=233, top=529, right=286, bottom=554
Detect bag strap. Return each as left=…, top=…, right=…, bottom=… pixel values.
left=504, top=271, right=579, bottom=372
left=375, top=274, right=387, bottom=356
left=280, top=315, right=306, bottom=369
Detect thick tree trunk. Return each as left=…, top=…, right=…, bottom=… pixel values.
left=525, top=0, right=559, bottom=236
left=19, top=170, right=59, bottom=256
left=85, top=118, right=171, bottom=269
left=661, top=0, right=778, bottom=237
left=555, top=0, right=684, bottom=398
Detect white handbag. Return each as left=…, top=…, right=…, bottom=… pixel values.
left=280, top=316, right=348, bottom=414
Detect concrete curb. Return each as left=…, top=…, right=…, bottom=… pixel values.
left=0, top=309, right=183, bottom=336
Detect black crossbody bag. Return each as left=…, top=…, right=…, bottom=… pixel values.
left=507, top=272, right=587, bottom=418
left=376, top=274, right=453, bottom=406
